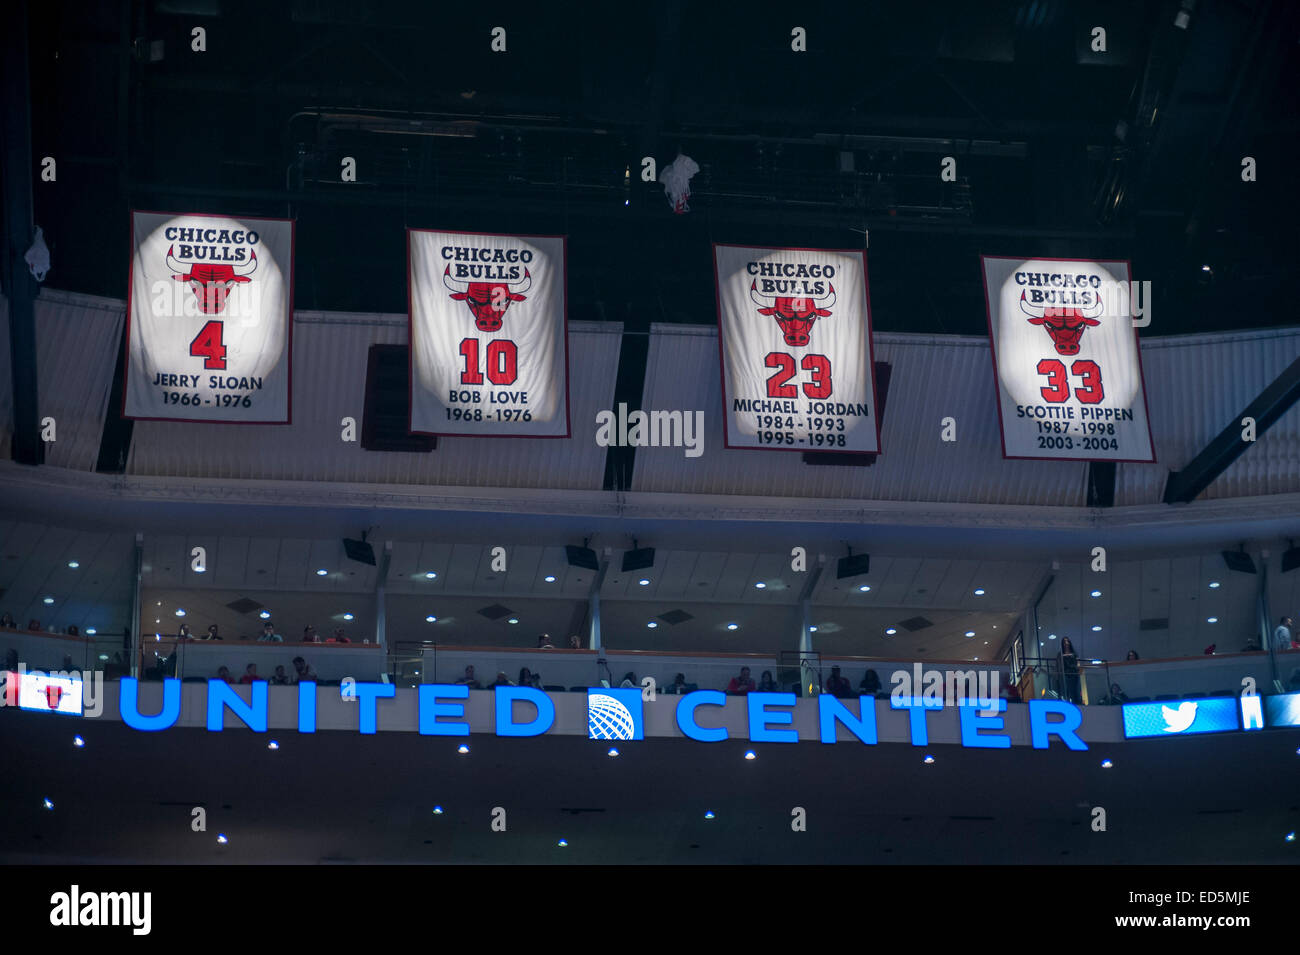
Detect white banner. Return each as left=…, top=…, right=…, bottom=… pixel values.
left=408, top=229, right=568, bottom=437
left=982, top=255, right=1154, bottom=462
left=125, top=211, right=293, bottom=423
left=714, top=244, right=879, bottom=453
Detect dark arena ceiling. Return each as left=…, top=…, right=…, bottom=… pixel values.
left=23, top=0, right=1300, bottom=333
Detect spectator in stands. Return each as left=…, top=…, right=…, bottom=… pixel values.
left=1103, top=683, right=1130, bottom=705
left=302, top=626, right=321, bottom=644
left=455, top=666, right=482, bottom=689
left=519, top=667, right=535, bottom=687
left=667, top=672, right=688, bottom=694
left=757, top=670, right=779, bottom=692
left=5, top=648, right=18, bottom=670
left=825, top=666, right=853, bottom=698
left=1274, top=616, right=1294, bottom=650
left=28, top=619, right=41, bottom=631
left=290, top=656, right=317, bottom=682
left=328, top=628, right=351, bottom=644
left=536, top=634, right=555, bottom=649
left=258, top=622, right=283, bottom=643
left=1242, top=638, right=1262, bottom=652
left=1060, top=637, right=1080, bottom=704
left=216, top=666, right=232, bottom=683
left=239, top=663, right=260, bottom=684
left=66, top=625, right=79, bottom=637
left=177, top=624, right=193, bottom=640
left=0, top=612, right=14, bottom=628
left=491, top=671, right=514, bottom=687
left=568, top=635, right=583, bottom=649
left=1125, top=650, right=1140, bottom=661
left=726, top=666, right=756, bottom=696
left=204, top=624, right=223, bottom=641
left=270, top=665, right=291, bottom=686
left=860, top=669, right=882, bottom=695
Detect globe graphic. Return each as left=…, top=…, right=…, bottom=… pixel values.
left=588, top=694, right=636, bottom=740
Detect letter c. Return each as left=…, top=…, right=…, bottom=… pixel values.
left=676, top=690, right=728, bottom=741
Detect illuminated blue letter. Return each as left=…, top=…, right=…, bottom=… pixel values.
left=959, top=699, right=1010, bottom=749
left=354, top=682, right=396, bottom=734
left=206, top=680, right=267, bottom=732
left=1028, top=700, right=1087, bottom=750
left=891, top=696, right=942, bottom=746
left=677, top=690, right=728, bottom=742
left=748, top=692, right=798, bottom=743
left=119, top=677, right=180, bottom=731
left=419, top=684, right=470, bottom=736
left=818, top=695, right=877, bottom=744
left=298, top=682, right=316, bottom=733
left=494, top=686, right=554, bottom=737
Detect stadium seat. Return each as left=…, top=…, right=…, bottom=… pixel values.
left=543, top=685, right=566, bottom=692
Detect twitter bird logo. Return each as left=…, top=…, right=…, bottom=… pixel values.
left=1161, top=701, right=1198, bottom=733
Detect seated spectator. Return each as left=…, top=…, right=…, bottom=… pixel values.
left=290, top=656, right=317, bottom=682
left=567, top=635, right=583, bottom=649
left=757, top=670, right=779, bottom=692
left=204, top=624, right=223, bottom=641
left=491, top=671, right=514, bottom=687
left=726, top=666, right=756, bottom=696
left=66, top=625, right=80, bottom=637
left=1124, top=650, right=1140, bottom=661
left=824, top=666, right=853, bottom=698
left=666, top=672, right=688, bottom=694
left=328, top=628, right=351, bottom=644
left=239, top=663, right=260, bottom=684
left=177, top=624, right=193, bottom=640
left=619, top=671, right=637, bottom=689
left=536, top=634, right=555, bottom=649
left=270, top=665, right=291, bottom=686
left=216, top=665, right=232, bottom=683
left=519, top=667, right=535, bottom=687
left=528, top=671, right=543, bottom=689
left=0, top=612, right=14, bottom=629
left=859, top=669, right=882, bottom=695
left=454, top=665, right=482, bottom=689
left=302, top=626, right=321, bottom=644
left=1103, top=683, right=1130, bottom=705
left=258, top=622, right=284, bottom=643
left=28, top=619, right=42, bottom=631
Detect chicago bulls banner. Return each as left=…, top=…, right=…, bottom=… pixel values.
left=714, top=243, right=880, bottom=453
left=125, top=211, right=294, bottom=423
left=408, top=229, right=569, bottom=437
left=982, top=255, right=1155, bottom=462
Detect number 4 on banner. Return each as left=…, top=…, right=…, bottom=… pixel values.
left=189, top=321, right=227, bottom=370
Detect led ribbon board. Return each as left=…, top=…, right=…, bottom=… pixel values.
left=1121, top=697, right=1240, bottom=739
left=408, top=229, right=570, bottom=437
left=981, top=256, right=1155, bottom=462
left=125, top=211, right=294, bottom=423
left=713, top=244, right=880, bottom=453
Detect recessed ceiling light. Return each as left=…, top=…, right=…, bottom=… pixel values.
left=923, top=755, right=935, bottom=764
left=174, top=609, right=186, bottom=617
left=432, top=806, right=444, bottom=815
left=965, top=631, right=975, bottom=638
left=43, top=596, right=54, bottom=605
left=1091, top=625, right=1102, bottom=632
left=425, top=572, right=437, bottom=579
left=1207, top=617, right=1218, bottom=623
left=457, top=744, right=469, bottom=754
left=983, top=641, right=988, bottom=645
left=755, top=582, right=766, bottom=589
left=425, top=615, right=437, bottom=623
left=544, top=575, right=556, bottom=583
left=973, top=588, right=985, bottom=596
left=1090, top=590, right=1101, bottom=598
left=43, top=798, right=54, bottom=810
left=259, top=611, right=271, bottom=619
left=727, top=623, right=739, bottom=631
left=316, top=569, right=328, bottom=576
left=1208, top=581, right=1220, bottom=589
left=557, top=839, right=568, bottom=847
left=647, top=621, right=658, bottom=629
left=809, top=626, right=818, bottom=633
left=704, top=811, right=715, bottom=820
left=342, top=613, right=354, bottom=621
left=1101, top=759, right=1113, bottom=769
left=858, top=585, right=871, bottom=592
left=73, top=736, right=84, bottom=747
left=86, top=628, right=97, bottom=636
left=639, top=579, right=650, bottom=586
left=607, top=747, right=619, bottom=757
left=507, top=618, right=518, bottom=625
left=1048, top=633, right=1057, bottom=640
left=216, top=834, right=228, bottom=844
left=886, top=628, right=897, bottom=635
left=67, top=561, right=79, bottom=569
left=267, top=740, right=279, bottom=750
left=744, top=750, right=756, bottom=760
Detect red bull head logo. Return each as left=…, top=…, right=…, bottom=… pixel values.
left=1020, top=292, right=1102, bottom=356
left=443, top=266, right=532, bottom=332
left=166, top=245, right=257, bottom=314
left=44, top=684, right=63, bottom=710
left=750, top=280, right=836, bottom=347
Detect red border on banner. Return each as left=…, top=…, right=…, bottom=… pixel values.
left=980, top=254, right=1156, bottom=465
left=712, top=242, right=882, bottom=455
left=406, top=227, right=572, bottom=440
left=121, top=209, right=295, bottom=426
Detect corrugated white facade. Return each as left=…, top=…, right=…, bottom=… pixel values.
left=127, top=313, right=621, bottom=489
left=633, top=325, right=1091, bottom=505
left=1114, top=328, right=1300, bottom=504
left=0, top=289, right=124, bottom=471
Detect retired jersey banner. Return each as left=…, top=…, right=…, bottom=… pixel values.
left=714, top=243, right=880, bottom=453
left=408, top=229, right=569, bottom=437
left=982, top=256, right=1155, bottom=463
left=125, top=211, right=294, bottom=423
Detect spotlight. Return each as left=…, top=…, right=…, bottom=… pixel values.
left=885, top=628, right=896, bottom=635
left=557, top=839, right=569, bottom=847
left=1090, top=590, right=1102, bottom=598
left=217, top=834, right=228, bottom=844
left=973, top=588, right=985, bottom=596
left=43, top=798, right=54, bottom=810
left=607, top=748, right=619, bottom=757
left=432, top=806, right=444, bottom=814
left=259, top=611, right=271, bottom=619
left=342, top=613, right=354, bottom=621
left=67, top=561, right=79, bottom=569
left=638, top=579, right=650, bottom=586
left=809, top=626, right=818, bottom=633
left=1209, top=581, right=1221, bottom=589
left=1101, top=759, right=1113, bottom=768
left=174, top=609, right=186, bottom=617
left=457, top=744, right=469, bottom=754
left=858, top=584, right=871, bottom=593
left=268, top=740, right=279, bottom=750
left=727, top=623, right=739, bottom=631
left=507, top=618, right=519, bottom=625
left=43, top=596, right=54, bottom=605
left=923, top=755, right=935, bottom=764
left=73, top=736, right=84, bottom=747
left=426, top=615, right=437, bottom=623
left=647, top=621, right=658, bottom=629
left=704, top=811, right=715, bottom=820
left=1092, top=625, right=1102, bottom=632
left=744, top=750, right=756, bottom=760
left=755, top=582, right=767, bottom=590
left=965, top=631, right=975, bottom=638
left=1207, top=617, right=1218, bottom=624
left=86, top=628, right=97, bottom=636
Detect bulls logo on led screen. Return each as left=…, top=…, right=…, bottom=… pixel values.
left=714, top=244, right=880, bottom=454
left=981, top=255, right=1155, bottom=463
left=408, top=229, right=569, bottom=438
left=125, top=211, right=294, bottom=424
left=6, top=670, right=85, bottom=716
left=587, top=688, right=644, bottom=741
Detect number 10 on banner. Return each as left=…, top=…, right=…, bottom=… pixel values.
left=459, top=338, right=518, bottom=385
